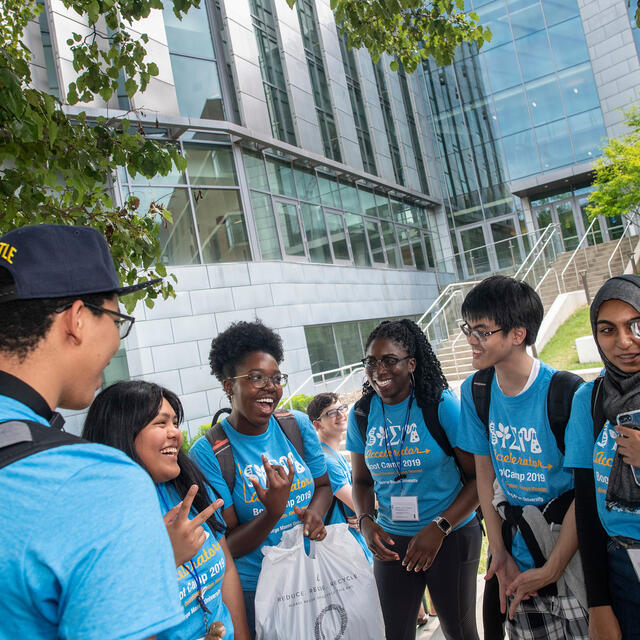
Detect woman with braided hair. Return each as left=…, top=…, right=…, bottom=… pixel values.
left=346, top=319, right=481, bottom=640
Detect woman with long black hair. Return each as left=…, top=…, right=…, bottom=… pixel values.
left=346, top=319, right=481, bottom=640
left=83, top=380, right=249, bottom=640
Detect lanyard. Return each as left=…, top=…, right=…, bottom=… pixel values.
left=158, top=487, right=212, bottom=631
left=380, top=389, right=414, bottom=484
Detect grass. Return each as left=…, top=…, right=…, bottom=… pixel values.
left=539, top=305, right=602, bottom=371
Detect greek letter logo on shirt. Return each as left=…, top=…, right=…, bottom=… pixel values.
left=490, top=422, right=542, bottom=454
left=367, top=422, right=419, bottom=447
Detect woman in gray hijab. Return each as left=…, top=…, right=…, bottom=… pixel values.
left=565, top=274, right=640, bottom=640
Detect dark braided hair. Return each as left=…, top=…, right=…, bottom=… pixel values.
left=362, top=319, right=448, bottom=408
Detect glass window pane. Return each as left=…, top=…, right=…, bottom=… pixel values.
left=516, top=31, right=555, bottom=81
left=163, top=3, right=215, bottom=58
left=424, top=233, right=435, bottom=268
left=535, top=206, right=553, bottom=229
left=345, top=213, right=371, bottom=266
left=102, top=346, right=130, bottom=386
left=460, top=226, right=491, bottom=276
left=250, top=191, right=281, bottom=260
left=482, top=43, right=521, bottom=91
left=334, top=323, right=364, bottom=367
left=170, top=56, right=224, bottom=120
left=568, top=109, right=606, bottom=162
left=490, top=218, right=519, bottom=269
left=475, top=1, right=511, bottom=49
left=194, top=190, right=251, bottom=263
left=507, top=0, right=545, bottom=38
left=326, top=212, right=350, bottom=261
left=359, top=188, right=378, bottom=217
left=397, top=227, right=414, bottom=267
left=305, top=325, right=339, bottom=374
left=525, top=75, right=564, bottom=126
left=502, top=129, right=540, bottom=179
left=556, top=200, right=579, bottom=250
left=491, top=86, right=531, bottom=135
left=376, top=193, right=391, bottom=219
left=300, top=203, right=332, bottom=263
left=129, top=187, right=200, bottom=265
left=535, top=119, right=574, bottom=170
left=128, top=144, right=183, bottom=185
left=184, top=144, right=237, bottom=186
left=244, top=151, right=269, bottom=191
left=359, top=319, right=379, bottom=349
left=381, top=221, right=400, bottom=268
left=558, top=63, right=600, bottom=116
left=294, top=168, right=320, bottom=202
left=266, top=157, right=297, bottom=197
left=542, top=0, right=579, bottom=26
left=275, top=201, right=305, bottom=257
left=409, top=228, right=427, bottom=271
left=339, top=182, right=361, bottom=212
left=318, top=174, right=341, bottom=208
left=548, top=17, right=589, bottom=70
left=365, top=219, right=386, bottom=264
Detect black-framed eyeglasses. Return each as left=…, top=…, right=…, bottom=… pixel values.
left=361, top=355, right=411, bottom=371
left=460, top=322, right=503, bottom=343
left=55, top=301, right=135, bottom=339
left=319, top=404, right=349, bottom=420
left=230, top=372, right=289, bottom=388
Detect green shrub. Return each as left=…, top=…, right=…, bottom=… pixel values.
left=278, top=393, right=315, bottom=413
left=181, top=423, right=211, bottom=453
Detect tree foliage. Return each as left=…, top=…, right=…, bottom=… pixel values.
left=0, top=0, right=201, bottom=311
left=287, top=0, right=492, bottom=71
left=588, top=107, right=640, bottom=224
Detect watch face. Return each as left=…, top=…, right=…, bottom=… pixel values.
left=436, top=517, right=451, bottom=533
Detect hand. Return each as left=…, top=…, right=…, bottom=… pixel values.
left=589, top=605, right=622, bottom=640
left=505, top=566, right=553, bottom=619
left=294, top=505, right=326, bottom=540
left=249, top=455, right=295, bottom=518
left=163, top=484, right=224, bottom=567
left=403, top=522, right=444, bottom=572
left=346, top=515, right=359, bottom=530
left=615, top=426, right=640, bottom=467
left=485, top=548, right=522, bottom=615
left=360, top=518, right=400, bottom=562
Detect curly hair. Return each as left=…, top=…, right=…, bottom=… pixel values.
left=209, top=320, right=284, bottom=382
left=361, top=319, right=448, bottom=408
left=306, top=392, right=340, bottom=422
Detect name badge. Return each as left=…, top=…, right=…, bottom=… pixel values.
left=391, top=495, right=418, bottom=521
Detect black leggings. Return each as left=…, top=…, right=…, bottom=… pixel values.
left=374, top=519, right=482, bottom=640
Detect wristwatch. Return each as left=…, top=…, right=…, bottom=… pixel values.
left=433, top=515, right=452, bottom=536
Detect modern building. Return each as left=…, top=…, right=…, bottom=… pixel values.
left=25, top=0, right=640, bottom=434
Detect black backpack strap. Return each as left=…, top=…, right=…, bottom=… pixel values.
left=205, top=423, right=236, bottom=494
left=472, top=367, right=495, bottom=437
left=420, top=395, right=455, bottom=459
left=591, top=376, right=606, bottom=441
left=273, top=411, right=305, bottom=460
left=546, top=371, right=583, bottom=456
left=353, top=393, right=374, bottom=445
left=0, top=420, right=83, bottom=471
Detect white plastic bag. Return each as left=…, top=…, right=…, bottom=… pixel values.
left=254, top=523, right=384, bottom=640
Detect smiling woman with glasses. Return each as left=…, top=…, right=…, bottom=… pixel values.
left=188, top=320, right=332, bottom=640
left=346, top=319, right=481, bottom=640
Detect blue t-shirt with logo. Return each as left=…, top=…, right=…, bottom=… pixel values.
left=0, top=395, right=183, bottom=639
left=189, top=411, right=327, bottom=590
left=345, top=389, right=473, bottom=536
left=565, top=379, right=640, bottom=540
left=156, top=483, right=233, bottom=640
left=457, top=362, right=576, bottom=570
left=321, top=443, right=374, bottom=564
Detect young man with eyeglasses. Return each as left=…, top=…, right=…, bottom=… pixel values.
left=0, top=225, right=184, bottom=639
left=307, top=392, right=373, bottom=563
left=456, top=276, right=588, bottom=640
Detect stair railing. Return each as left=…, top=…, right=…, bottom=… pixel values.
left=607, top=218, right=637, bottom=277
left=518, top=225, right=561, bottom=290
left=560, top=217, right=599, bottom=292
left=513, top=223, right=559, bottom=281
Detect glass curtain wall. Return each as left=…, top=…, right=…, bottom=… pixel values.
left=297, top=0, right=342, bottom=161
left=36, top=0, right=60, bottom=98
left=249, top=0, right=297, bottom=145
left=338, top=32, right=377, bottom=175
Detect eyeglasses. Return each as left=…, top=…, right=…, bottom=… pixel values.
left=319, top=404, right=349, bottom=420
left=231, top=372, right=289, bottom=388
left=55, top=301, right=135, bottom=339
left=460, top=322, right=503, bottom=343
left=361, top=355, right=411, bottom=371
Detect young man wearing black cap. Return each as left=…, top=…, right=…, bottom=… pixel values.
left=0, top=225, right=184, bottom=638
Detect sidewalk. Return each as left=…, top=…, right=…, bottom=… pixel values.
left=416, top=577, right=485, bottom=640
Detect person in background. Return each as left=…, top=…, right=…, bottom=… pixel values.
left=0, top=224, right=183, bottom=639
left=83, top=380, right=250, bottom=640
left=189, top=320, right=332, bottom=639
left=307, top=391, right=373, bottom=564
left=566, top=275, right=640, bottom=640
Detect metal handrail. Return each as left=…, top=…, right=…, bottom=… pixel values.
left=282, top=362, right=363, bottom=407
left=608, top=219, right=636, bottom=277
left=332, top=367, right=365, bottom=395
left=519, top=228, right=559, bottom=284
left=422, top=288, right=465, bottom=339
left=534, top=267, right=560, bottom=295
left=560, top=217, right=598, bottom=289
left=513, top=223, right=558, bottom=280
left=417, top=282, right=464, bottom=328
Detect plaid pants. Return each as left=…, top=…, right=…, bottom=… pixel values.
left=506, top=591, right=589, bottom=640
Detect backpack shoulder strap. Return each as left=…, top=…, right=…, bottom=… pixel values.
left=205, top=422, right=236, bottom=494
left=546, top=370, right=584, bottom=455
left=273, top=411, right=305, bottom=460
left=471, top=367, right=495, bottom=437
left=420, top=394, right=454, bottom=459
left=591, top=376, right=606, bottom=441
left=0, top=420, right=83, bottom=471
left=353, top=393, right=374, bottom=445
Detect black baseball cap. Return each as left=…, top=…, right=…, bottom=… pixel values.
left=0, top=224, right=161, bottom=302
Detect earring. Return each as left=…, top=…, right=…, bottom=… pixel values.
left=410, top=371, right=416, bottom=389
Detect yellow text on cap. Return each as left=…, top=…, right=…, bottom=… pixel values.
left=0, top=242, right=17, bottom=264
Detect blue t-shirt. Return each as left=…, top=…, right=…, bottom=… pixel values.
left=565, top=380, right=640, bottom=540
left=457, top=362, right=576, bottom=570
left=0, top=395, right=183, bottom=639
left=321, top=443, right=374, bottom=564
left=189, top=411, right=327, bottom=590
left=345, top=389, right=473, bottom=536
left=156, top=483, right=233, bottom=640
